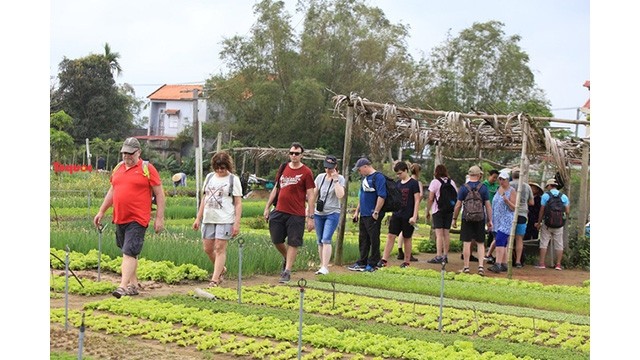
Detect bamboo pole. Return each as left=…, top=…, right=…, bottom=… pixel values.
left=335, top=101, right=355, bottom=265
left=506, top=116, right=529, bottom=279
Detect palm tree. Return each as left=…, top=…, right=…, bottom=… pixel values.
left=103, top=42, right=122, bottom=77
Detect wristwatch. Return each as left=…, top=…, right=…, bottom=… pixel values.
left=307, top=215, right=314, bottom=219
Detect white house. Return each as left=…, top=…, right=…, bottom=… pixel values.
left=146, top=84, right=207, bottom=138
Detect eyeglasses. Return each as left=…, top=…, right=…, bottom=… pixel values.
left=214, top=166, right=227, bottom=171
left=121, top=151, right=136, bottom=156
left=289, top=151, right=301, bottom=156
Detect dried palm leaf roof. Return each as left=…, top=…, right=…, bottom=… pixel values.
left=223, top=147, right=329, bottom=163
left=333, top=93, right=589, bottom=177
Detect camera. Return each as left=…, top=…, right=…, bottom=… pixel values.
left=315, top=199, right=324, bottom=212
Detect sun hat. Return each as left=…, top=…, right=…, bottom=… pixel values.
left=324, top=155, right=338, bottom=169
left=498, top=171, right=510, bottom=180
left=546, top=178, right=558, bottom=187
left=352, top=157, right=371, bottom=171
left=529, top=182, right=543, bottom=192
left=172, top=173, right=182, bottom=182
left=120, top=137, right=141, bottom=153
left=468, top=165, right=483, bottom=176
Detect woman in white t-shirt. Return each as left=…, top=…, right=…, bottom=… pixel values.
left=193, top=152, right=243, bottom=287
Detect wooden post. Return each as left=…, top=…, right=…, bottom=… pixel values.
left=577, top=140, right=590, bottom=238
left=506, top=115, right=529, bottom=279
left=335, top=100, right=354, bottom=265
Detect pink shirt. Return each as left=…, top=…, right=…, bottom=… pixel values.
left=428, top=177, right=457, bottom=214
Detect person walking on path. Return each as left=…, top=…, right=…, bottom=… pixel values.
left=263, top=142, right=316, bottom=283
left=193, top=152, right=243, bottom=287
left=426, top=164, right=457, bottom=264
left=380, top=162, right=421, bottom=268
left=313, top=155, right=345, bottom=275
left=93, top=137, right=165, bottom=298
left=396, top=163, right=422, bottom=261
left=534, top=178, right=570, bottom=270
left=488, top=171, right=517, bottom=273
left=452, top=165, right=492, bottom=276
left=349, top=157, right=387, bottom=272
left=509, top=169, right=534, bottom=268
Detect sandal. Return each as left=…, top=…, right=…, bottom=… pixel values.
left=126, top=284, right=140, bottom=296
left=207, top=280, right=220, bottom=288
left=460, top=267, right=470, bottom=274
left=112, top=287, right=127, bottom=299
left=478, top=266, right=485, bottom=277
left=220, top=266, right=227, bottom=281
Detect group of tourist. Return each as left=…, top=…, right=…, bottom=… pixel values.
left=92, top=137, right=570, bottom=298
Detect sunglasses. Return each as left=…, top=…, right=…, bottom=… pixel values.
left=121, top=151, right=136, bottom=156
left=289, top=151, right=301, bottom=156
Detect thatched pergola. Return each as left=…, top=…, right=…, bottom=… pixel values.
left=331, top=93, right=590, bottom=273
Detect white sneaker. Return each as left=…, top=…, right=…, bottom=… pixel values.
left=315, top=267, right=329, bottom=275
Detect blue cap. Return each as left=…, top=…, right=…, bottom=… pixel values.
left=352, top=157, right=371, bottom=171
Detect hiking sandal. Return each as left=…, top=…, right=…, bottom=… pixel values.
left=460, top=267, right=470, bottom=274
left=126, top=284, right=140, bottom=296
left=207, top=281, right=220, bottom=288
left=478, top=266, right=485, bottom=276
left=112, top=287, right=127, bottom=299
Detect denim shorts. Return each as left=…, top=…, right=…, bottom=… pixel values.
left=314, top=212, right=340, bottom=245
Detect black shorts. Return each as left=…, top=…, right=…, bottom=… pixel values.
left=432, top=210, right=453, bottom=229
left=460, top=219, right=486, bottom=243
left=388, top=215, right=415, bottom=238
left=268, top=210, right=305, bottom=247
left=115, top=221, right=147, bottom=257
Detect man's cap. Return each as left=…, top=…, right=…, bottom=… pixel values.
left=529, top=182, right=543, bottom=192
left=172, top=173, right=182, bottom=182
left=498, top=171, right=510, bottom=180
left=352, top=157, right=371, bottom=171
left=468, top=165, right=483, bottom=176
left=324, top=155, right=338, bottom=169
left=120, top=137, right=141, bottom=153
left=546, top=178, right=558, bottom=187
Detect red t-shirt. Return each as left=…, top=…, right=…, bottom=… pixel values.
left=111, top=159, right=162, bottom=227
left=275, top=164, right=315, bottom=216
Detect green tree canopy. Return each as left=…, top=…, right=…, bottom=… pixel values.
left=51, top=53, right=136, bottom=142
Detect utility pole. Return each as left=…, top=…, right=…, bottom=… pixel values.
left=193, top=89, right=203, bottom=210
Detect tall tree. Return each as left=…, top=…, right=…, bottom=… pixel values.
left=52, top=54, right=136, bottom=141
left=424, top=21, right=550, bottom=114
left=103, top=42, right=122, bottom=77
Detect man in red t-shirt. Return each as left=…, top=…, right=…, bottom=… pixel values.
left=93, top=137, right=165, bottom=298
left=263, top=142, right=316, bottom=283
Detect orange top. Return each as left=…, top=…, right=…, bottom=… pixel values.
left=111, top=159, right=161, bottom=227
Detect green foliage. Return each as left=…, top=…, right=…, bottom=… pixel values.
left=565, top=234, right=590, bottom=270
left=52, top=52, right=138, bottom=141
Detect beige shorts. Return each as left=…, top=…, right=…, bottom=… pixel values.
left=539, top=225, right=564, bottom=251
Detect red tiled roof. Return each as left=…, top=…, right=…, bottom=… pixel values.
left=147, top=84, right=203, bottom=100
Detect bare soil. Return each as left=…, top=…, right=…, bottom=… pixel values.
left=50, top=253, right=589, bottom=359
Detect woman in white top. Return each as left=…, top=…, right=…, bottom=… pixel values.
left=193, top=151, right=243, bottom=287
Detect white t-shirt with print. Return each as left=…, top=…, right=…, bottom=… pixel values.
left=202, top=173, right=243, bottom=224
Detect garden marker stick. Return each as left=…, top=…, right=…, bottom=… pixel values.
left=65, top=245, right=70, bottom=331
left=297, top=278, right=307, bottom=360
left=97, top=223, right=104, bottom=281
left=438, top=259, right=446, bottom=332
left=77, top=312, right=85, bottom=360
left=236, top=235, right=245, bottom=304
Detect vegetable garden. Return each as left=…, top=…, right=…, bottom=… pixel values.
left=50, top=171, right=589, bottom=359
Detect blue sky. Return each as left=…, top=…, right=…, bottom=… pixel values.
left=48, top=0, right=590, bottom=128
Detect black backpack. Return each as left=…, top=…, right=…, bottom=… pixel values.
left=543, top=191, right=566, bottom=228
left=436, top=178, right=457, bottom=212
left=271, top=162, right=288, bottom=208
left=379, top=173, right=402, bottom=213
